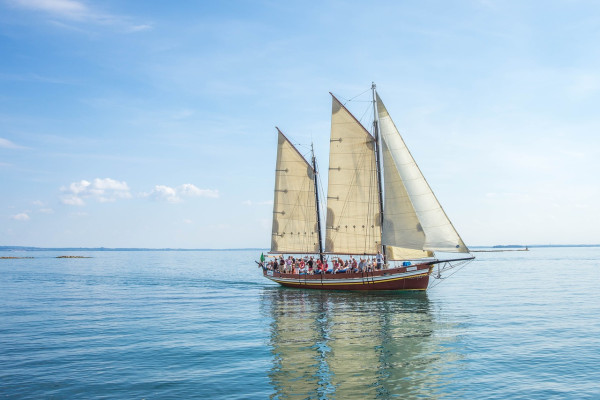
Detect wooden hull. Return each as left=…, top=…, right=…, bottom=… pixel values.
left=262, top=264, right=433, bottom=291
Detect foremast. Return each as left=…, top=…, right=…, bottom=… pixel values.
left=311, top=143, right=325, bottom=262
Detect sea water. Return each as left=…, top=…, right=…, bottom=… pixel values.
left=0, top=247, right=599, bottom=399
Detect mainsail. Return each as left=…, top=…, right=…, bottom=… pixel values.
left=376, top=94, right=469, bottom=253
left=271, top=129, right=320, bottom=254
left=325, top=95, right=380, bottom=255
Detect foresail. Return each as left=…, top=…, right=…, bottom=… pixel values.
left=377, top=94, right=469, bottom=253
left=271, top=129, right=320, bottom=254
left=382, top=136, right=433, bottom=259
left=325, top=95, right=381, bottom=255
left=381, top=138, right=429, bottom=251
left=387, top=246, right=433, bottom=260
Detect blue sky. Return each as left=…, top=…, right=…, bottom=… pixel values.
left=1, top=0, right=599, bottom=248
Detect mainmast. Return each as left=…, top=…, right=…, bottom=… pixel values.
left=372, top=82, right=387, bottom=261
left=312, top=143, right=324, bottom=262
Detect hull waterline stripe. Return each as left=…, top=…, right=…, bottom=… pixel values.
left=265, top=270, right=430, bottom=286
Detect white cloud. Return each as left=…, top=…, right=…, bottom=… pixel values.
left=145, top=185, right=180, bottom=203
left=93, top=177, right=129, bottom=191
left=11, top=213, right=30, bottom=221
left=127, top=24, right=152, bottom=33
left=0, top=138, right=24, bottom=149
left=143, top=184, right=219, bottom=203
left=61, top=195, right=85, bottom=206
left=39, top=208, right=54, bottom=214
left=9, top=0, right=153, bottom=32
left=66, top=179, right=91, bottom=194
left=179, top=183, right=219, bottom=198
left=60, top=177, right=132, bottom=205
left=10, top=0, right=89, bottom=19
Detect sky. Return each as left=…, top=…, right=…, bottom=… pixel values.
left=1, top=0, right=599, bottom=248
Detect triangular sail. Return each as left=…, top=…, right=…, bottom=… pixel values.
left=382, top=137, right=433, bottom=259
left=271, top=129, right=320, bottom=254
left=325, top=95, right=380, bottom=255
left=377, top=94, right=469, bottom=253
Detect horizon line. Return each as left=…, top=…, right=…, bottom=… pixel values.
left=1, top=244, right=600, bottom=251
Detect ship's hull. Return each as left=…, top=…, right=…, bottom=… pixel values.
left=262, top=263, right=433, bottom=291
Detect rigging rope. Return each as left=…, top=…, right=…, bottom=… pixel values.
left=341, top=88, right=371, bottom=104
left=340, top=89, right=376, bottom=126
left=428, top=259, right=474, bottom=290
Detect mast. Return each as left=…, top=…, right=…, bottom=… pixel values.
left=372, top=82, right=387, bottom=261
left=311, top=143, right=324, bottom=262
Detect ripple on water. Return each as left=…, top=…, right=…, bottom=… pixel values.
left=0, top=248, right=599, bottom=399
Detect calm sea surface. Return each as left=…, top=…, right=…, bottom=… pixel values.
left=0, top=247, right=599, bottom=399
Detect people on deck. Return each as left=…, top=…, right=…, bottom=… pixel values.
left=358, top=258, right=366, bottom=272
left=351, top=257, right=358, bottom=272
left=263, top=253, right=393, bottom=275
left=279, top=256, right=285, bottom=270
left=315, top=259, right=323, bottom=274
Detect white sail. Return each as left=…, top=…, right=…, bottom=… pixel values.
left=377, top=94, right=469, bottom=253
left=271, top=129, right=320, bottom=254
left=325, top=95, right=381, bottom=255
left=382, top=133, right=434, bottom=259
left=387, top=245, right=433, bottom=260
left=382, top=137, right=432, bottom=258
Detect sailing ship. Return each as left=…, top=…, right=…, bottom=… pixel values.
left=260, top=83, right=474, bottom=291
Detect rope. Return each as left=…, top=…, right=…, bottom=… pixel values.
left=340, top=88, right=371, bottom=105
left=428, top=259, right=474, bottom=290
left=358, top=103, right=373, bottom=125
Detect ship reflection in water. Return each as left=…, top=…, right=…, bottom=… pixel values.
left=260, top=288, right=462, bottom=399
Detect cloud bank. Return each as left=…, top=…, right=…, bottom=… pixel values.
left=61, top=178, right=132, bottom=205
left=143, top=184, right=219, bottom=203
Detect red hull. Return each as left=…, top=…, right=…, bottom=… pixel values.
left=262, top=264, right=433, bottom=291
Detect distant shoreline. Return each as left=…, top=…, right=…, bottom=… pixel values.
left=0, top=246, right=268, bottom=252
left=473, top=244, right=600, bottom=249
left=1, top=245, right=599, bottom=252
